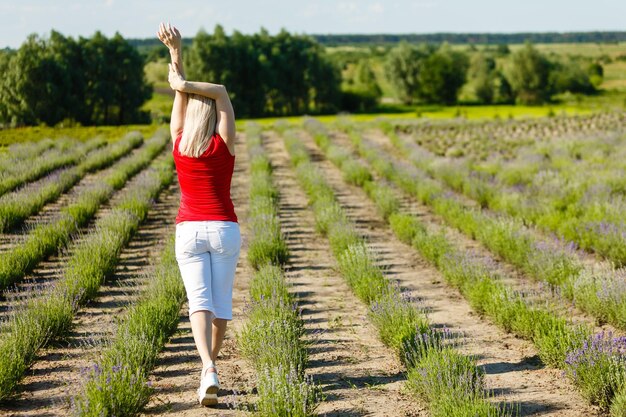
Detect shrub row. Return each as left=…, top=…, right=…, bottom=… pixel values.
left=0, top=138, right=57, bottom=168
left=0, top=131, right=169, bottom=290
left=0, top=136, right=105, bottom=197
left=0, top=132, right=143, bottom=232
left=0, top=154, right=174, bottom=401
left=237, top=123, right=319, bottom=416
left=308, top=120, right=626, bottom=414
left=283, top=123, right=510, bottom=417
left=380, top=121, right=626, bottom=267
left=70, top=237, right=186, bottom=416
left=354, top=122, right=626, bottom=331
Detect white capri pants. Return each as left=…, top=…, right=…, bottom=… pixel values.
left=175, top=220, right=242, bottom=320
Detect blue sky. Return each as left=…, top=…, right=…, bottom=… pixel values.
left=1, top=0, right=625, bottom=48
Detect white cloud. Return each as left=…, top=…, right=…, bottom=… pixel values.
left=337, top=2, right=358, bottom=13
left=369, top=3, right=384, bottom=14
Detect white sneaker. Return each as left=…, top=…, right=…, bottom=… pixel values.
left=197, top=364, right=219, bottom=406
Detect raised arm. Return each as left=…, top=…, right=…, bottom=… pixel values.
left=180, top=81, right=235, bottom=146
left=157, top=22, right=187, bottom=142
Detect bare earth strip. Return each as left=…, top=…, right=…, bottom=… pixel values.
left=297, top=129, right=599, bottom=417
left=0, top=142, right=151, bottom=253
left=263, top=130, right=426, bottom=417
left=354, top=129, right=616, bottom=336
left=386, top=129, right=614, bottom=274
left=0, top=174, right=179, bottom=416
left=140, top=136, right=256, bottom=416
left=0, top=152, right=171, bottom=323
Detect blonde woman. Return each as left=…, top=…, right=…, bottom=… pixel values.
left=157, top=23, right=241, bottom=407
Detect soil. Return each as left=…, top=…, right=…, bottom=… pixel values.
left=0, top=159, right=180, bottom=416
left=360, top=128, right=619, bottom=336
left=295, top=128, right=600, bottom=416
left=0, top=140, right=150, bottom=253
left=139, top=136, right=256, bottom=416
left=0, top=126, right=610, bottom=417
left=0, top=151, right=171, bottom=323
left=263, top=130, right=426, bottom=417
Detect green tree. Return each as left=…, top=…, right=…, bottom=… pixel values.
left=384, top=41, right=428, bottom=104
left=493, top=72, right=514, bottom=104
left=80, top=31, right=151, bottom=124
left=0, top=30, right=152, bottom=126
left=341, top=59, right=381, bottom=112
left=508, top=42, right=553, bottom=104
left=550, top=58, right=595, bottom=95
left=469, top=53, right=497, bottom=103
left=587, top=62, right=604, bottom=88
left=1, top=34, right=71, bottom=125
left=418, top=45, right=468, bottom=105
left=186, top=26, right=339, bottom=117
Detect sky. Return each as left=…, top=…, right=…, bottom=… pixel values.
left=1, top=0, right=625, bottom=48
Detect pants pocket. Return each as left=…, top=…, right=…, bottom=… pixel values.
left=175, top=227, right=198, bottom=258
left=216, top=224, right=241, bottom=255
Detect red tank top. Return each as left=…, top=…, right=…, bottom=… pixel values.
left=173, top=131, right=238, bottom=224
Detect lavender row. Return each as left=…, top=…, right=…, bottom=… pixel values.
left=0, top=131, right=169, bottom=290
left=307, top=119, right=626, bottom=414
left=0, top=154, right=174, bottom=401
left=281, top=124, right=511, bottom=417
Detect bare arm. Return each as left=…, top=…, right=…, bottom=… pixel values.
left=180, top=81, right=236, bottom=149
left=169, top=50, right=187, bottom=141
left=157, top=23, right=187, bottom=142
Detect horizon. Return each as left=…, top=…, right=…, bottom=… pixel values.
left=2, top=0, right=625, bottom=49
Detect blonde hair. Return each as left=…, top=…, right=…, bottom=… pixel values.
left=178, top=94, right=217, bottom=157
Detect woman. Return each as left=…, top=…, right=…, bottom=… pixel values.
left=157, top=22, right=241, bottom=407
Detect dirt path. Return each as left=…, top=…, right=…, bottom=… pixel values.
left=298, top=129, right=600, bottom=416
left=353, top=128, right=615, bottom=336
left=0, top=171, right=179, bottom=416
left=385, top=129, right=614, bottom=274
left=263, top=130, right=426, bottom=417
left=0, top=141, right=152, bottom=253
left=140, top=136, right=255, bottom=416
left=0, top=151, right=171, bottom=322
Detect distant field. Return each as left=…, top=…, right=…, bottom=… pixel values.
left=134, top=41, right=626, bottom=130
left=0, top=124, right=159, bottom=147
left=328, top=41, right=626, bottom=99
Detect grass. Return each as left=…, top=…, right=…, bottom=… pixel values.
left=0, top=124, right=160, bottom=147
left=0, top=153, right=174, bottom=400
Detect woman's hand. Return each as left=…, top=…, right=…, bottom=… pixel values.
left=168, top=62, right=186, bottom=91
left=157, top=22, right=181, bottom=52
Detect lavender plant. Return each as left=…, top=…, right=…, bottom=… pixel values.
left=0, top=132, right=169, bottom=290
left=0, top=154, right=174, bottom=400
left=71, top=239, right=185, bottom=416
left=239, top=123, right=320, bottom=416
left=285, top=124, right=509, bottom=416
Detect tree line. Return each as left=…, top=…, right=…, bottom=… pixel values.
left=0, top=31, right=151, bottom=127
left=0, top=28, right=610, bottom=127
left=183, top=26, right=341, bottom=117
left=383, top=42, right=603, bottom=105
left=313, top=32, right=626, bottom=46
